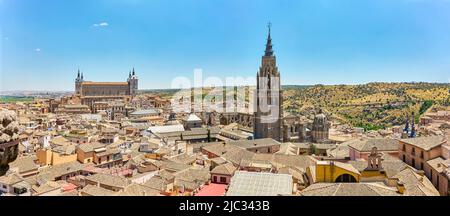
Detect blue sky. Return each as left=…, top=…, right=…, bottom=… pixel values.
left=1, top=0, right=450, bottom=91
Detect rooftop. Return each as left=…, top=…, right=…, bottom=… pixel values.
left=185, top=114, right=202, bottom=122
left=226, top=171, right=293, bottom=196
left=227, top=138, right=281, bottom=149
left=130, top=109, right=160, bottom=116
left=148, top=124, right=185, bottom=134
left=81, top=184, right=116, bottom=196
left=400, top=135, right=446, bottom=151
left=347, top=138, right=398, bottom=152
left=300, top=182, right=400, bottom=196
left=82, top=81, right=129, bottom=86
left=211, top=163, right=236, bottom=175
left=77, top=142, right=105, bottom=153
left=85, top=173, right=129, bottom=188
left=195, top=183, right=227, bottom=196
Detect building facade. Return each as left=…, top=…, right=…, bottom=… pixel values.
left=74, top=69, right=138, bottom=111
left=399, top=136, right=445, bottom=171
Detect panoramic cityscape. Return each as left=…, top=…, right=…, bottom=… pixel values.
left=0, top=0, right=450, bottom=198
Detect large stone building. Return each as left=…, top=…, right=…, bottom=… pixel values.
left=311, top=112, right=330, bottom=143
left=253, top=24, right=283, bottom=142
left=74, top=69, right=138, bottom=110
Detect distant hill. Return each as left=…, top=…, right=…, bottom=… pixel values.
left=283, top=82, right=450, bottom=130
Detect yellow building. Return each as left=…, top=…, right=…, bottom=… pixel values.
left=76, top=142, right=105, bottom=164
left=36, top=144, right=78, bottom=166
left=310, top=161, right=361, bottom=183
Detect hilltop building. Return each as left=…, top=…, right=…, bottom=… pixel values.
left=74, top=68, right=138, bottom=111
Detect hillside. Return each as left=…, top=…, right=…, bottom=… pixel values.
left=283, top=82, right=450, bottom=130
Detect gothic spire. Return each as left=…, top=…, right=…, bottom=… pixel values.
left=77, top=69, right=80, bottom=79
left=404, top=116, right=409, bottom=133
left=81, top=72, right=84, bottom=80
left=132, top=67, right=135, bottom=76
left=264, top=22, right=274, bottom=57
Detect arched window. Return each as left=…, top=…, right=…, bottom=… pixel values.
left=335, top=174, right=357, bottom=183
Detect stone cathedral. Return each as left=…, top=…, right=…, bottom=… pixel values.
left=253, top=24, right=283, bottom=142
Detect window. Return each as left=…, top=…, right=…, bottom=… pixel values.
left=2, top=185, right=6, bottom=189
left=213, top=176, right=217, bottom=183
left=412, top=159, right=416, bottom=167
left=220, top=177, right=227, bottom=183
left=402, top=144, right=406, bottom=151
left=411, top=148, right=415, bottom=156
left=420, top=151, right=424, bottom=159
left=402, top=155, right=406, bottom=162
left=420, top=162, right=424, bottom=170
left=437, top=176, right=440, bottom=190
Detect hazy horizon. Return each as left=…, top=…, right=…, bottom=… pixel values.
left=1, top=81, right=449, bottom=93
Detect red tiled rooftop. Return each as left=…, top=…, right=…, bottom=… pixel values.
left=195, top=183, right=227, bottom=196
left=62, top=183, right=78, bottom=192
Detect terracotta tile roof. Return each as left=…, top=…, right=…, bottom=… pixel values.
left=85, top=173, right=129, bottom=188
left=300, top=182, right=400, bottom=196
left=9, top=156, right=39, bottom=174
left=0, top=173, right=23, bottom=185
left=392, top=168, right=440, bottom=196
left=400, top=135, right=446, bottom=151
left=81, top=184, right=116, bottom=196
left=211, top=163, right=236, bottom=175
left=143, top=177, right=168, bottom=191
left=347, top=138, right=398, bottom=152
left=116, top=183, right=160, bottom=196
left=77, top=142, right=105, bottom=153
left=426, top=157, right=446, bottom=173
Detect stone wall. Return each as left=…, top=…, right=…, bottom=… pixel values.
left=0, top=110, right=20, bottom=176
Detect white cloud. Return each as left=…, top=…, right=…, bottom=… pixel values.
left=93, top=22, right=109, bottom=27
left=35, top=48, right=41, bottom=52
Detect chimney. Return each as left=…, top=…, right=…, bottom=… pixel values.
left=397, top=180, right=405, bottom=194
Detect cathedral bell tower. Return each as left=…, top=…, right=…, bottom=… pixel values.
left=75, top=69, right=83, bottom=95
left=128, top=68, right=138, bottom=96
left=253, top=23, right=283, bottom=141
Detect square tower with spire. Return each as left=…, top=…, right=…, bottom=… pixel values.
left=253, top=23, right=283, bottom=142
